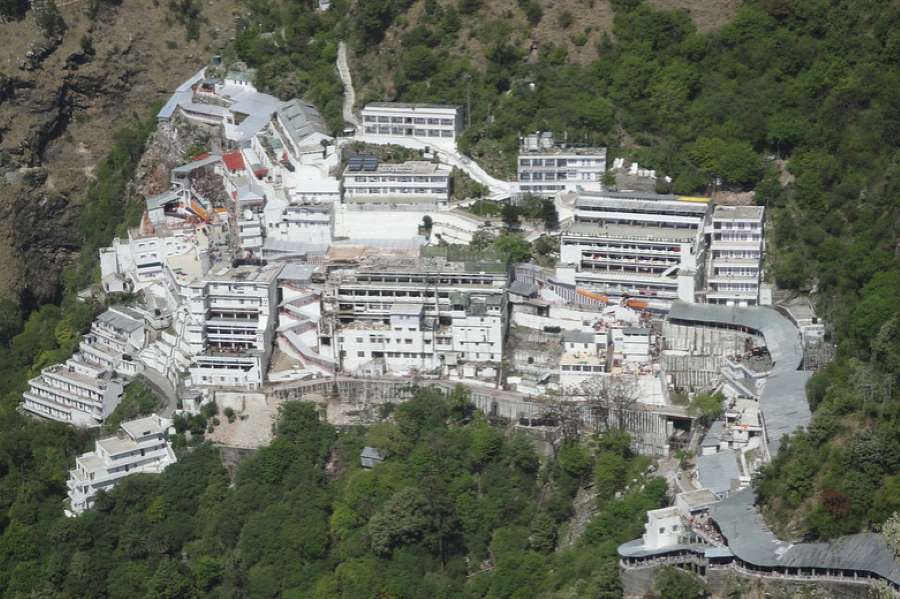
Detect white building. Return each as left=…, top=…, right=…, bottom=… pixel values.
left=559, top=330, right=609, bottom=388
left=78, top=307, right=146, bottom=377
left=361, top=103, right=463, bottom=145
left=517, top=132, right=607, bottom=197
left=265, top=204, right=333, bottom=244
left=556, top=191, right=710, bottom=310
left=66, top=414, right=176, bottom=516
left=707, top=205, right=765, bottom=306
left=186, top=262, right=282, bottom=388
left=22, top=359, right=125, bottom=427
left=320, top=256, right=507, bottom=376
left=342, top=157, right=452, bottom=208
left=642, top=506, right=683, bottom=551
left=100, top=222, right=210, bottom=287
left=609, top=326, right=653, bottom=364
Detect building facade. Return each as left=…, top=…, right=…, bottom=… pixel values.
left=706, top=205, right=765, bottom=306
left=22, top=359, right=125, bottom=427
left=556, top=191, right=710, bottom=310
left=66, top=414, right=176, bottom=516
left=361, top=103, right=463, bottom=145
left=319, top=257, right=507, bottom=376
left=517, top=132, right=607, bottom=197
left=186, top=263, right=282, bottom=388
left=342, top=158, right=452, bottom=208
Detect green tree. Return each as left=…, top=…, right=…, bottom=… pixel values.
left=654, top=566, right=706, bottom=599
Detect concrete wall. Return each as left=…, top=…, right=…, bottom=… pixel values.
left=270, top=377, right=676, bottom=455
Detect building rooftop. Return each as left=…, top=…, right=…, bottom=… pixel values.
left=700, top=420, right=724, bottom=448
left=508, top=280, right=539, bottom=298
left=696, top=450, right=741, bottom=497
left=96, top=308, right=144, bottom=335
left=205, top=263, right=283, bottom=284
left=577, top=194, right=710, bottom=215
left=710, top=488, right=900, bottom=586
left=277, top=99, right=329, bottom=148
left=668, top=302, right=810, bottom=455
left=563, top=221, right=700, bottom=243
left=713, top=205, right=765, bottom=220
left=344, top=159, right=450, bottom=176
left=120, top=414, right=169, bottom=439
left=677, top=488, right=719, bottom=510
left=364, top=101, right=461, bottom=111
left=562, top=330, right=596, bottom=344
left=520, top=145, right=607, bottom=157
left=278, top=263, right=320, bottom=283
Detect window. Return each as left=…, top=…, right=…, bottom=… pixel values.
left=357, top=351, right=365, bottom=357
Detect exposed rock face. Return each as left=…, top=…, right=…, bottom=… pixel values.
left=0, top=0, right=240, bottom=306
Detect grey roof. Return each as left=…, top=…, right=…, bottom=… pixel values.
left=618, top=538, right=711, bottom=559
left=361, top=446, right=384, bottom=460
left=710, top=489, right=900, bottom=586
left=277, top=99, right=329, bottom=148
left=668, top=302, right=810, bottom=455
left=146, top=190, right=180, bottom=211
left=563, top=330, right=595, bottom=344
left=700, top=420, right=724, bottom=447
left=120, top=414, right=167, bottom=439
left=508, top=280, right=538, bottom=298
left=278, top=263, right=319, bottom=283
left=96, top=309, right=143, bottom=334
left=171, top=155, right=222, bottom=174
left=696, top=450, right=741, bottom=497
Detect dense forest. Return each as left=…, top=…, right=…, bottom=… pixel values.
left=0, top=387, right=679, bottom=598
left=0, top=0, right=898, bottom=596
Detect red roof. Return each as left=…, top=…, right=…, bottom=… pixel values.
left=223, top=151, right=245, bottom=171
left=191, top=152, right=210, bottom=161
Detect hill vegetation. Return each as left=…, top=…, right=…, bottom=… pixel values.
left=0, top=387, right=669, bottom=598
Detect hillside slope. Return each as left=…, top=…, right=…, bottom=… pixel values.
left=0, top=0, right=241, bottom=306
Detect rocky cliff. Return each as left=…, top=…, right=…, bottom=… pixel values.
left=0, top=0, right=241, bottom=306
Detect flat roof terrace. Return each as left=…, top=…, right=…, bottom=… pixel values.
left=563, top=221, right=699, bottom=243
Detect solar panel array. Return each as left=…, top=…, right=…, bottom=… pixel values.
left=347, top=155, right=380, bottom=172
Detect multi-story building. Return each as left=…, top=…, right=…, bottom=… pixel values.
left=319, top=256, right=507, bottom=375
left=186, top=262, right=282, bottom=388
left=265, top=204, right=333, bottom=244
left=78, top=307, right=146, bottom=377
left=517, top=132, right=607, bottom=197
left=556, top=190, right=710, bottom=311
left=66, top=414, right=176, bottom=516
left=706, top=205, right=765, bottom=306
left=342, top=157, right=452, bottom=208
left=22, top=359, right=125, bottom=427
left=361, top=103, right=463, bottom=145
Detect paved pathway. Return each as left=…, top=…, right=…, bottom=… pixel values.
left=139, top=368, right=178, bottom=417
left=336, top=42, right=361, bottom=128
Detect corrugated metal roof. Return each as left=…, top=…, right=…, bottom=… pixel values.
left=668, top=302, right=811, bottom=455
left=711, top=489, right=900, bottom=585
